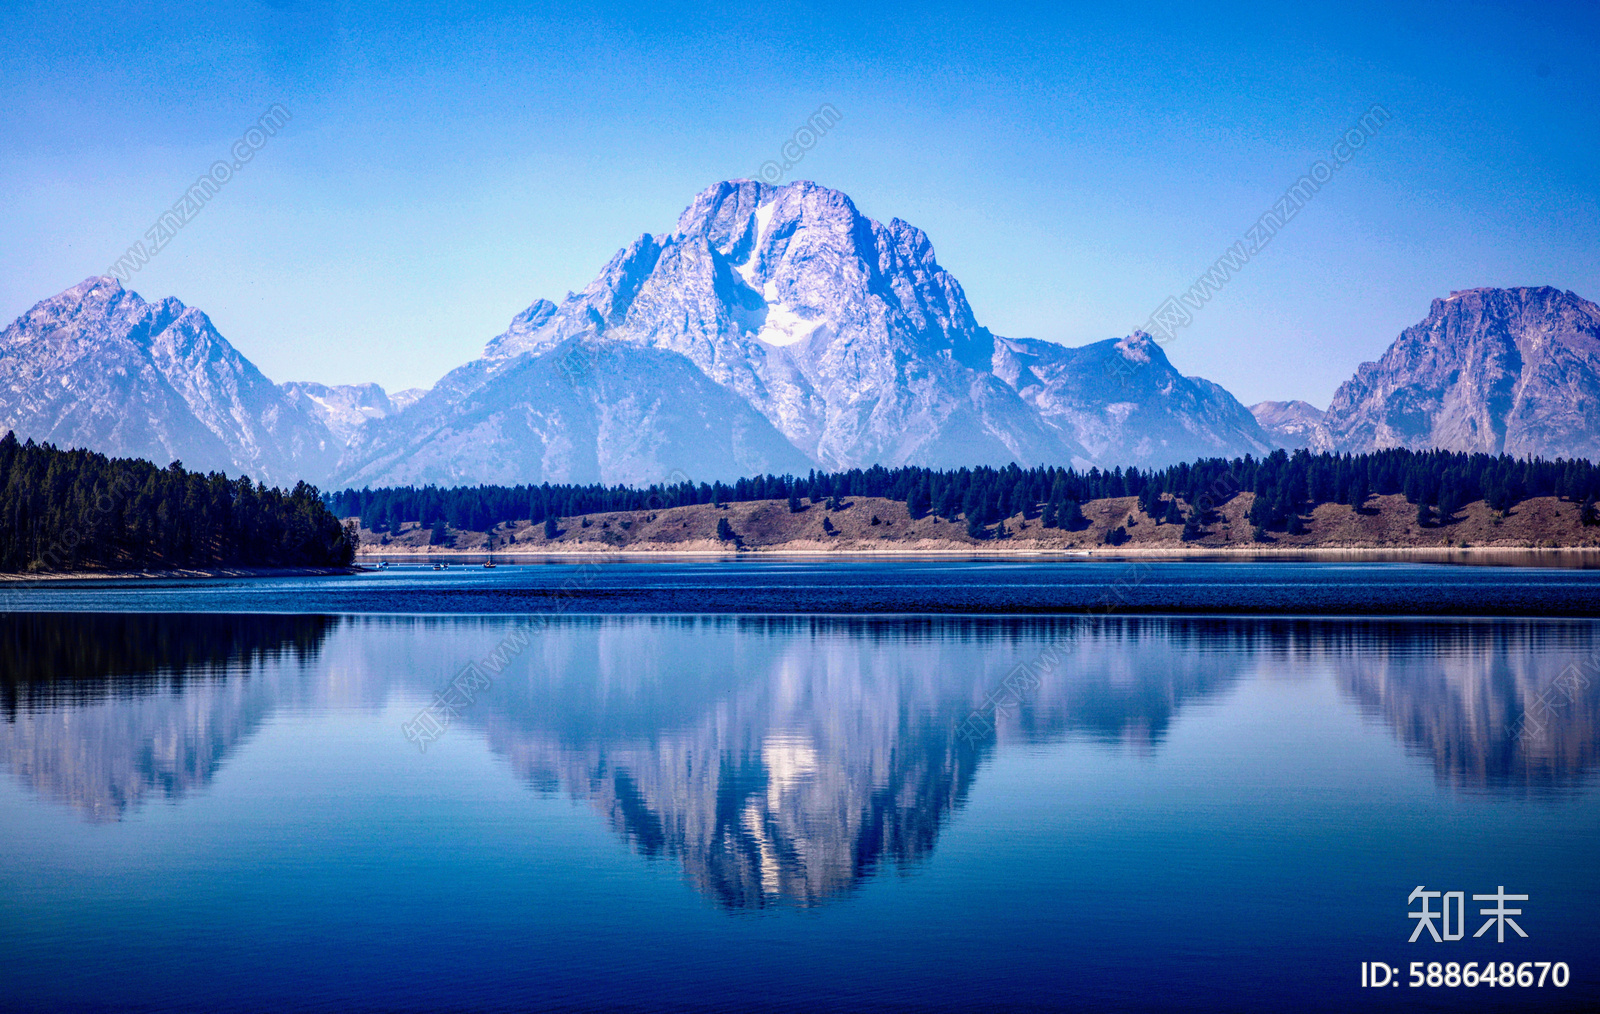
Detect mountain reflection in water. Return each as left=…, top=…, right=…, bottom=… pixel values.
left=1, top=614, right=1596, bottom=904
left=0, top=613, right=336, bottom=822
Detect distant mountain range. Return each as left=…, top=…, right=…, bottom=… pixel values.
left=1250, top=286, right=1600, bottom=460
left=3, top=181, right=1597, bottom=487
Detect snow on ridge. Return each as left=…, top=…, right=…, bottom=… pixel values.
left=735, top=201, right=777, bottom=289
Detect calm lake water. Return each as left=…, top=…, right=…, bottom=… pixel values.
left=2, top=563, right=1598, bottom=1012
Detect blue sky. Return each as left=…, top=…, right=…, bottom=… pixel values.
left=1, top=0, right=1595, bottom=406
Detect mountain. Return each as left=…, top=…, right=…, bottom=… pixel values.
left=336, top=338, right=815, bottom=488
left=996, top=332, right=1274, bottom=464
left=30, top=183, right=1534, bottom=488
left=335, top=180, right=1272, bottom=485
left=0, top=276, right=337, bottom=486
left=1249, top=399, right=1333, bottom=451
left=280, top=381, right=421, bottom=447
left=1264, top=287, right=1600, bottom=459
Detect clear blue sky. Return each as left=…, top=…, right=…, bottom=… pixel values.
left=1, top=0, right=1595, bottom=407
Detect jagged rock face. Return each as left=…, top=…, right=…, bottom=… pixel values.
left=0, top=277, right=337, bottom=486
left=1323, top=287, right=1600, bottom=458
left=472, top=179, right=1082, bottom=471
left=433, top=179, right=1274, bottom=476
left=280, top=381, right=406, bottom=447
left=0, top=183, right=1315, bottom=488
left=995, top=332, right=1274, bottom=467
left=1250, top=399, right=1334, bottom=452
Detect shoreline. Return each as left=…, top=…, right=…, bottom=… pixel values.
left=0, top=566, right=360, bottom=583
left=356, top=540, right=1600, bottom=556
left=356, top=544, right=1600, bottom=562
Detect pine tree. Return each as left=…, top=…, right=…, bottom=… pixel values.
left=716, top=517, right=736, bottom=541
left=1181, top=508, right=1202, bottom=541
left=1010, top=479, right=1031, bottom=519
left=966, top=513, right=986, bottom=540
left=906, top=481, right=930, bottom=519
left=543, top=515, right=559, bottom=539
left=1162, top=497, right=1183, bottom=526
left=822, top=516, right=837, bottom=535
left=788, top=491, right=803, bottom=513
left=1139, top=485, right=1161, bottom=518
left=1061, top=499, right=1084, bottom=530
left=1438, top=489, right=1460, bottom=523
left=1351, top=476, right=1370, bottom=513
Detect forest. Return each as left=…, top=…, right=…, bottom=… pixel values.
left=0, top=433, right=357, bottom=572
left=328, top=447, right=1600, bottom=541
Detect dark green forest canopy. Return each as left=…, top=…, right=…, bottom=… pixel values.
left=328, top=448, right=1600, bottom=533
left=0, top=432, right=356, bottom=572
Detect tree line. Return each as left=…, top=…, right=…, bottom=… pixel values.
left=0, top=433, right=357, bottom=572
left=329, top=448, right=1600, bottom=540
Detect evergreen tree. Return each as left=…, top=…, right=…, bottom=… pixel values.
left=1248, top=493, right=1273, bottom=530
left=1182, top=508, right=1202, bottom=541
left=0, top=434, right=353, bottom=572
left=543, top=515, right=559, bottom=539
left=966, top=512, right=986, bottom=540
left=822, top=516, right=837, bottom=535
left=788, top=491, right=803, bottom=513
left=1438, top=489, right=1460, bottom=523
left=906, top=481, right=930, bottom=519
left=1010, top=479, right=1031, bottom=519
left=1061, top=499, right=1085, bottom=530
left=309, top=445, right=1600, bottom=546
left=1162, top=497, right=1183, bottom=526
left=1103, top=525, right=1128, bottom=546
left=716, top=517, right=736, bottom=541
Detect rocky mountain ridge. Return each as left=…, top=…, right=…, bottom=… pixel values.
left=4, top=185, right=1595, bottom=488
left=1253, top=286, right=1600, bottom=458
left=336, top=180, right=1274, bottom=485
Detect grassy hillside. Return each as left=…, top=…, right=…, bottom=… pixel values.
left=352, top=492, right=1600, bottom=554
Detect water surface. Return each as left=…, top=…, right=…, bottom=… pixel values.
left=2, top=595, right=1597, bottom=1011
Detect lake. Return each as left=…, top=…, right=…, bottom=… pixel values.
left=2, top=561, right=1598, bottom=1012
